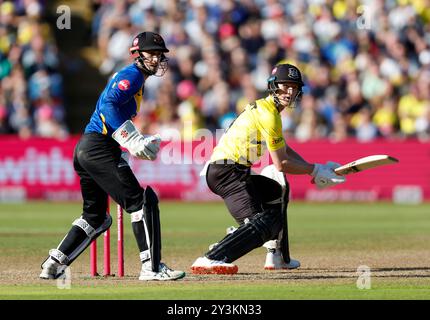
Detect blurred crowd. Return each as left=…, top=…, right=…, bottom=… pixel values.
left=0, top=0, right=66, bottom=139
left=90, top=0, right=430, bottom=142
left=3, top=0, right=430, bottom=142
left=93, top=0, right=430, bottom=141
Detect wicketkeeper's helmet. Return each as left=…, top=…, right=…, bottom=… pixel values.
left=130, top=32, right=169, bottom=76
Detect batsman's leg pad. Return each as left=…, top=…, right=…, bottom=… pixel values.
left=206, top=208, right=283, bottom=263
left=262, top=178, right=291, bottom=262
left=279, top=188, right=291, bottom=263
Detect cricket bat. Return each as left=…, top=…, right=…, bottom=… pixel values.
left=334, top=155, right=399, bottom=175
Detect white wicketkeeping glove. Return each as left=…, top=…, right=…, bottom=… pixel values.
left=112, top=120, right=161, bottom=161
left=310, top=162, right=346, bottom=189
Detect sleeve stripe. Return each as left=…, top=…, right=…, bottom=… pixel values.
left=100, top=113, right=108, bottom=135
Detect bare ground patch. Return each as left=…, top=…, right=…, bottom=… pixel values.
left=1, top=249, right=430, bottom=287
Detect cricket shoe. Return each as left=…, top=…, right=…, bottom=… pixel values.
left=139, top=261, right=185, bottom=281
left=39, top=257, right=68, bottom=279
left=264, top=249, right=300, bottom=270
left=190, top=257, right=238, bottom=275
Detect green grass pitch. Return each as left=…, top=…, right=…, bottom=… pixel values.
left=0, top=201, right=429, bottom=300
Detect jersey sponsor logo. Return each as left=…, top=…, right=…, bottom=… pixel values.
left=120, top=130, right=129, bottom=138
left=118, top=79, right=130, bottom=91
left=271, top=137, right=283, bottom=145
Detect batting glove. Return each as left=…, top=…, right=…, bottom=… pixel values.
left=310, top=163, right=346, bottom=189
left=325, top=161, right=342, bottom=170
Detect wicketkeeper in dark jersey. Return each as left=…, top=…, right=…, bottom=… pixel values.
left=40, top=32, right=185, bottom=281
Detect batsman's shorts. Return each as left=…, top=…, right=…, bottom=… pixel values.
left=206, top=162, right=289, bottom=224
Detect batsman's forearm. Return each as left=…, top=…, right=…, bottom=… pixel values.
left=281, top=158, right=314, bottom=174
left=282, top=145, right=314, bottom=174
left=270, top=145, right=314, bottom=174
left=285, top=145, right=307, bottom=163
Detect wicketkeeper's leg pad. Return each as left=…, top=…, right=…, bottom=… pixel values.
left=130, top=186, right=162, bottom=272
left=43, top=214, right=112, bottom=268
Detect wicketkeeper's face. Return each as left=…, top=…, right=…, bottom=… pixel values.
left=141, top=50, right=164, bottom=74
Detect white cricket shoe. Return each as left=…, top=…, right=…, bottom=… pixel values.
left=139, top=261, right=185, bottom=281
left=264, top=249, right=300, bottom=270
left=190, top=256, right=238, bottom=275
left=39, top=257, right=67, bottom=279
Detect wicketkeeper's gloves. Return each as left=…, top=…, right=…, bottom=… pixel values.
left=112, top=120, right=161, bottom=160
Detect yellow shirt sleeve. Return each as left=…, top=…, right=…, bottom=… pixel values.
left=256, top=109, right=285, bottom=151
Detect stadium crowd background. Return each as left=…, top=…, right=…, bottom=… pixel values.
left=1, top=0, right=430, bottom=142
left=0, top=0, right=67, bottom=138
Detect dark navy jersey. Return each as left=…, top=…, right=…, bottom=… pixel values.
left=84, top=63, right=144, bottom=136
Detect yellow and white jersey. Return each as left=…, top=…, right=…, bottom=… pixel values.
left=211, top=95, right=285, bottom=166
